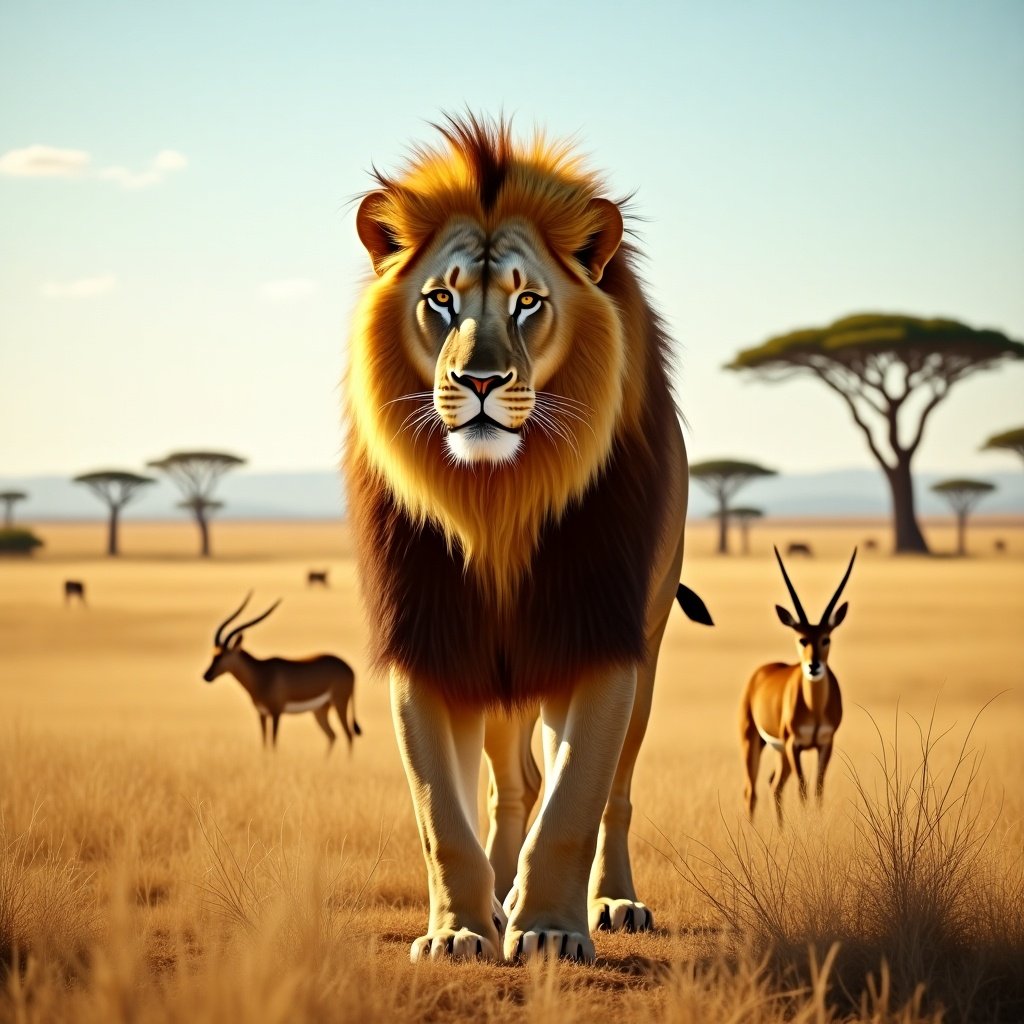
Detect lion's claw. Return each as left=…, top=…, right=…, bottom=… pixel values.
left=410, top=928, right=499, bottom=963
left=590, top=898, right=653, bottom=933
left=505, top=928, right=594, bottom=963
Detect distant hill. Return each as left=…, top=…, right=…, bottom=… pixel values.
left=2, top=467, right=1021, bottom=521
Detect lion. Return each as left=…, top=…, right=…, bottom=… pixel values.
left=343, top=115, right=690, bottom=963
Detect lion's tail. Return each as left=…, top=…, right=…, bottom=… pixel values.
left=676, top=583, right=714, bottom=626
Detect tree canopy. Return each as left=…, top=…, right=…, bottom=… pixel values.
left=727, top=313, right=1024, bottom=553
left=148, top=451, right=246, bottom=499
left=727, top=506, right=764, bottom=520
left=981, top=426, right=1024, bottom=462
left=931, top=478, right=995, bottom=507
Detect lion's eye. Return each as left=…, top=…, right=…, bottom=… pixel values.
left=424, top=289, right=455, bottom=326
left=512, top=292, right=544, bottom=325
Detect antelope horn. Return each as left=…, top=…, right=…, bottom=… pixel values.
left=222, top=598, right=282, bottom=648
left=820, top=548, right=858, bottom=625
left=773, top=546, right=808, bottom=625
left=215, top=591, right=252, bottom=647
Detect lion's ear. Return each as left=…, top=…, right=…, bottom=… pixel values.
left=356, top=191, right=401, bottom=276
left=576, top=198, right=623, bottom=284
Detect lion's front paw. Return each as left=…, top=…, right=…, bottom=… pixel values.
left=505, top=927, right=595, bottom=963
left=590, top=898, right=653, bottom=933
left=410, top=928, right=500, bottom=963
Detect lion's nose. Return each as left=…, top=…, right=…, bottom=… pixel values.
left=451, top=370, right=514, bottom=398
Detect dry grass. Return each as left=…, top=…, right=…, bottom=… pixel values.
left=1, top=519, right=1022, bottom=1022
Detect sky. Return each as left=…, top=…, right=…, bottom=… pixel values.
left=2, top=0, right=1023, bottom=481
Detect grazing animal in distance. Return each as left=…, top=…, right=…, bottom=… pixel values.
left=345, top=115, right=692, bottom=963
left=64, top=580, right=86, bottom=605
left=786, top=542, right=813, bottom=557
left=994, top=538, right=1006, bottom=554
left=203, top=593, right=361, bottom=753
left=740, top=547, right=856, bottom=824
left=864, top=538, right=879, bottom=551
left=307, top=569, right=330, bottom=587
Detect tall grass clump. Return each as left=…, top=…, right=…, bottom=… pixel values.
left=0, top=810, right=94, bottom=977
left=663, top=702, right=1024, bottom=1022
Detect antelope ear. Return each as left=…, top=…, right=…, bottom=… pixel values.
left=829, top=602, right=849, bottom=628
left=776, top=605, right=799, bottom=628
left=576, top=198, right=623, bottom=283
left=230, top=633, right=244, bottom=648
left=356, top=191, right=401, bottom=276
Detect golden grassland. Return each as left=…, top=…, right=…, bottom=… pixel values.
left=1, top=518, right=1023, bottom=1022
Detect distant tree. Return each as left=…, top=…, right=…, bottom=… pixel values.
left=0, top=490, right=27, bottom=529
left=691, top=460, right=776, bottom=555
left=728, top=314, right=1024, bottom=554
left=981, top=426, right=1024, bottom=467
left=73, top=470, right=155, bottom=556
left=728, top=506, right=764, bottom=556
left=148, top=451, right=245, bottom=557
left=931, top=479, right=995, bottom=557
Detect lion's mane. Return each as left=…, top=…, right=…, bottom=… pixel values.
left=344, top=116, right=678, bottom=708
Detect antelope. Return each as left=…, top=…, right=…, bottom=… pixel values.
left=64, top=580, right=86, bottom=605
left=740, top=547, right=856, bottom=824
left=785, top=541, right=813, bottom=557
left=203, top=593, right=361, bottom=753
left=307, top=569, right=330, bottom=588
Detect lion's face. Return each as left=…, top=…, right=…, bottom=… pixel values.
left=400, top=217, right=581, bottom=465
left=347, top=129, right=636, bottom=595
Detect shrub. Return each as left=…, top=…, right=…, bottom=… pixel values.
left=0, top=528, right=44, bottom=555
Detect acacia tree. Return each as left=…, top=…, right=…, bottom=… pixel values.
left=0, top=490, right=27, bottom=528
left=73, top=470, right=155, bottom=555
left=728, top=506, right=763, bottom=556
left=690, top=460, right=776, bottom=555
left=147, top=451, right=245, bottom=556
left=931, top=479, right=995, bottom=557
left=728, top=314, right=1023, bottom=554
left=982, top=426, right=1024, bottom=467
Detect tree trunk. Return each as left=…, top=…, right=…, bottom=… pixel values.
left=2, top=502, right=12, bottom=529
left=956, top=510, right=967, bottom=557
left=107, top=505, right=120, bottom=556
left=716, top=495, right=729, bottom=555
left=197, top=511, right=211, bottom=557
left=741, top=521, right=750, bottom=556
left=884, top=458, right=929, bottom=554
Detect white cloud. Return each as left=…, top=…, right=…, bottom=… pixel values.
left=97, top=149, right=188, bottom=189
left=153, top=149, right=188, bottom=172
left=39, top=274, right=118, bottom=298
left=0, top=145, right=91, bottom=178
left=261, top=278, right=318, bottom=301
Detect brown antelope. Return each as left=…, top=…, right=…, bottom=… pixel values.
left=64, top=580, right=86, bottom=605
left=203, top=593, right=361, bottom=753
left=740, top=547, right=856, bottom=824
left=307, top=569, right=330, bottom=587
left=785, top=541, right=813, bottom=557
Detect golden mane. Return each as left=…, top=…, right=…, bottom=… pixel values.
left=345, top=115, right=665, bottom=610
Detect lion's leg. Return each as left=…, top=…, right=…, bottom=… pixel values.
left=588, top=608, right=671, bottom=934
left=484, top=711, right=541, bottom=904
left=390, top=670, right=500, bottom=962
left=503, top=665, right=636, bottom=963
left=589, top=532, right=684, bottom=933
